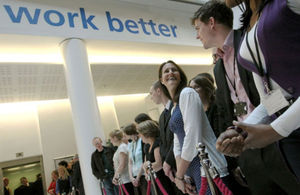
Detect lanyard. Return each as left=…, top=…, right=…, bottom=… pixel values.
left=245, top=24, right=271, bottom=93
left=132, top=141, right=137, bottom=163
left=224, top=57, right=241, bottom=101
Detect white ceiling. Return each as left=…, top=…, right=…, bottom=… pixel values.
left=0, top=63, right=213, bottom=103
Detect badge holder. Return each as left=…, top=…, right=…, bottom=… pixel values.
left=234, top=102, right=247, bottom=116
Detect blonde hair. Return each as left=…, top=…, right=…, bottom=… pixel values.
left=109, top=129, right=123, bottom=141
left=137, top=120, right=160, bottom=138
left=58, top=166, right=69, bottom=180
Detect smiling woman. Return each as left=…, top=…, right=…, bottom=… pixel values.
left=158, top=60, right=229, bottom=194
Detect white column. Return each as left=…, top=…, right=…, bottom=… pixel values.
left=60, top=38, right=104, bottom=195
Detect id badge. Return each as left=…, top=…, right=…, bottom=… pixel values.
left=261, top=89, right=289, bottom=115
left=234, top=102, right=247, bottom=116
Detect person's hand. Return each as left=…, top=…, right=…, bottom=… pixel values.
left=49, top=189, right=55, bottom=195
left=130, top=176, right=137, bottom=187
left=185, top=182, right=197, bottom=195
left=143, top=161, right=151, bottom=172
left=163, top=162, right=175, bottom=182
left=112, top=175, right=119, bottom=185
left=216, top=128, right=244, bottom=157
left=232, top=166, right=248, bottom=187
left=233, top=121, right=284, bottom=150
left=175, top=177, right=186, bottom=193
left=132, top=177, right=140, bottom=187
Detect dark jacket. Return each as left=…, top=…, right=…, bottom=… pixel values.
left=72, top=160, right=85, bottom=195
left=159, top=104, right=176, bottom=170
left=14, top=185, right=31, bottom=195
left=214, top=30, right=260, bottom=172
left=4, top=187, right=11, bottom=195
left=30, top=177, right=44, bottom=195
left=57, top=177, right=71, bottom=194
left=214, top=30, right=260, bottom=135
left=91, top=146, right=115, bottom=180
left=205, top=103, right=220, bottom=138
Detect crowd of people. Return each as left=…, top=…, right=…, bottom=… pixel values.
left=3, top=0, right=299, bottom=194
left=3, top=174, right=44, bottom=195
left=49, top=155, right=85, bottom=195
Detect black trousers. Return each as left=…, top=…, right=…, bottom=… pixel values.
left=221, top=174, right=250, bottom=195
left=279, top=128, right=300, bottom=180
left=133, top=176, right=147, bottom=195
left=239, top=143, right=300, bottom=195
left=122, top=182, right=134, bottom=195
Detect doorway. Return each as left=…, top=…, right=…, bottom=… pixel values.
left=0, top=155, right=46, bottom=195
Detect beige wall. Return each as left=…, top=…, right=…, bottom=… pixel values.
left=97, top=96, right=120, bottom=139
left=0, top=94, right=161, bottom=189
left=37, top=100, right=77, bottom=188
left=114, top=94, right=153, bottom=126
left=0, top=103, right=42, bottom=162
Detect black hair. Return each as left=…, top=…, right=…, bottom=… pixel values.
left=58, top=161, right=68, bottom=168
left=239, top=0, right=272, bottom=31
left=134, top=113, right=152, bottom=124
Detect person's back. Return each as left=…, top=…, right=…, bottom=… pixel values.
left=14, top=177, right=31, bottom=195
left=14, top=184, right=31, bottom=195
left=31, top=174, right=44, bottom=195
left=72, top=159, right=85, bottom=195
left=4, top=187, right=10, bottom=195
left=57, top=177, right=71, bottom=194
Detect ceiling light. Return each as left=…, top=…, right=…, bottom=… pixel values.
left=23, top=163, right=38, bottom=168
left=5, top=167, right=21, bottom=171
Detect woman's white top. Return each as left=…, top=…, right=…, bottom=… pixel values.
left=173, top=87, right=228, bottom=177
left=113, top=143, right=131, bottom=184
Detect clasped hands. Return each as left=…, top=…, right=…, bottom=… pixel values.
left=216, top=121, right=283, bottom=157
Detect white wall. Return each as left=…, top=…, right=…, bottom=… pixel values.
left=97, top=96, right=120, bottom=140
left=0, top=102, right=42, bottom=162
left=37, top=99, right=77, bottom=187
left=113, top=94, right=151, bottom=126
left=0, top=94, right=161, bottom=189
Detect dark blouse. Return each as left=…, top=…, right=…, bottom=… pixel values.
left=205, top=103, right=220, bottom=138
left=144, top=138, right=160, bottom=163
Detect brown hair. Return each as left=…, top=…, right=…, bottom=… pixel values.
left=152, top=80, right=171, bottom=100
left=137, top=120, right=160, bottom=138
left=192, top=0, right=233, bottom=28
left=158, top=60, right=187, bottom=103
left=123, top=123, right=138, bottom=135
left=190, top=75, right=216, bottom=105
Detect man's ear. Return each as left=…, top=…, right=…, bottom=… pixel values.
left=157, top=88, right=161, bottom=95
left=209, top=17, right=216, bottom=29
